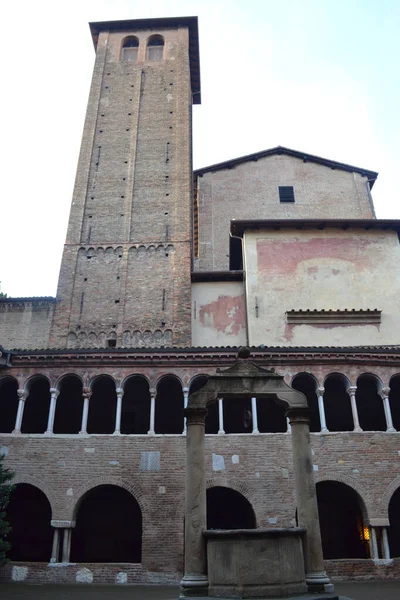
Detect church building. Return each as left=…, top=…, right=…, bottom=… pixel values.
left=1, top=16, right=400, bottom=586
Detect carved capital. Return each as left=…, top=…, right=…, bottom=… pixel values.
left=184, top=406, right=207, bottom=425
left=348, top=386, right=357, bottom=396
left=82, top=387, right=92, bottom=400
left=316, top=386, right=325, bottom=396
left=380, top=387, right=391, bottom=399
left=50, top=388, right=60, bottom=399
left=116, top=387, right=123, bottom=397
left=286, top=406, right=310, bottom=425
left=17, top=389, right=26, bottom=401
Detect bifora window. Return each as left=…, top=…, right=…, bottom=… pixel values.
left=279, top=186, right=295, bottom=203
left=147, top=35, right=164, bottom=61
left=122, top=36, right=139, bottom=62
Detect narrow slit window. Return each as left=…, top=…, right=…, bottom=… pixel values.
left=279, top=186, right=295, bottom=203
left=122, top=36, right=139, bottom=63
left=147, top=35, right=164, bottom=61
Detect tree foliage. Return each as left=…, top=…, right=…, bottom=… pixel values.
left=0, top=454, right=14, bottom=564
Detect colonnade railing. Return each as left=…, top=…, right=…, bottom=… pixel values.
left=6, top=383, right=399, bottom=435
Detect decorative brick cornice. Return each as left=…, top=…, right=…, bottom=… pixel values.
left=4, top=345, right=400, bottom=369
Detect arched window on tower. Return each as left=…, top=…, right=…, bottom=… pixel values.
left=122, top=36, right=139, bottom=62
left=147, top=35, right=164, bottom=61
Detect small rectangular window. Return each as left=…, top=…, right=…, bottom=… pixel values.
left=147, top=46, right=163, bottom=61
left=279, top=186, right=295, bottom=203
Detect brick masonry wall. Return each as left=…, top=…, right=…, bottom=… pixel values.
left=49, top=25, right=193, bottom=349
left=2, top=355, right=400, bottom=584
left=0, top=300, right=55, bottom=350
left=195, top=155, right=375, bottom=272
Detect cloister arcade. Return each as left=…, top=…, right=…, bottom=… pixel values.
left=4, top=480, right=400, bottom=564
left=1, top=371, right=400, bottom=436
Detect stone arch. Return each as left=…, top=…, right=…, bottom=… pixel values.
left=381, top=476, right=400, bottom=520
left=71, top=483, right=142, bottom=563
left=23, top=373, right=51, bottom=393
left=12, top=473, right=56, bottom=519
left=314, top=473, right=371, bottom=521
left=291, top=372, right=320, bottom=432
left=87, top=374, right=117, bottom=434
left=206, top=478, right=260, bottom=527
left=7, top=482, right=53, bottom=562
left=71, top=476, right=150, bottom=522
left=55, top=372, right=84, bottom=390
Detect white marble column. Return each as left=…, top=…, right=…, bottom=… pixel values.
left=50, top=528, right=60, bottom=563
left=316, top=386, right=328, bottom=433
left=382, top=527, right=391, bottom=559
left=183, top=387, right=189, bottom=434
left=114, top=387, right=123, bottom=434
left=370, top=527, right=379, bottom=559
left=13, top=389, right=27, bottom=433
left=218, top=398, right=225, bottom=434
left=61, top=528, right=71, bottom=563
left=380, top=387, right=396, bottom=432
left=251, top=397, right=259, bottom=433
left=348, top=386, right=363, bottom=432
left=148, top=388, right=156, bottom=434
left=45, top=388, right=60, bottom=435
left=79, top=388, right=91, bottom=434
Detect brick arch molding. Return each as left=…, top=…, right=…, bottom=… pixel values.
left=314, top=472, right=372, bottom=520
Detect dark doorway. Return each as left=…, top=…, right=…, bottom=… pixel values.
left=155, top=376, right=183, bottom=434
left=257, top=398, right=287, bottom=433
left=292, top=373, right=320, bottom=432
left=356, top=374, right=386, bottom=431
left=7, top=484, right=53, bottom=561
left=324, top=374, right=353, bottom=432
left=0, top=377, right=19, bottom=433
left=388, top=487, right=400, bottom=557
left=54, top=375, right=83, bottom=434
left=21, top=377, right=50, bottom=434
left=71, top=485, right=142, bottom=563
left=121, top=376, right=150, bottom=434
left=87, top=376, right=117, bottom=434
left=316, top=481, right=369, bottom=559
left=207, top=486, right=256, bottom=530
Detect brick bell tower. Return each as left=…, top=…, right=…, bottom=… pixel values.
left=50, top=17, right=201, bottom=349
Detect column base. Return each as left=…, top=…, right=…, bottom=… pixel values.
left=320, top=427, right=329, bottom=433
left=180, top=574, right=208, bottom=597
left=387, top=427, right=397, bottom=433
left=306, top=571, right=334, bottom=594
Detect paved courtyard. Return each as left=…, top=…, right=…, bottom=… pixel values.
left=1, top=582, right=400, bottom=600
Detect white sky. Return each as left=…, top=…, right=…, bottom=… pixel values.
left=1, top=0, right=399, bottom=297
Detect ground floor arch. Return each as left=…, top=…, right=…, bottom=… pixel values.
left=388, top=486, right=400, bottom=557
left=7, top=483, right=53, bottom=561
left=206, top=486, right=256, bottom=530
left=316, top=480, right=369, bottom=559
left=70, top=485, right=142, bottom=563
